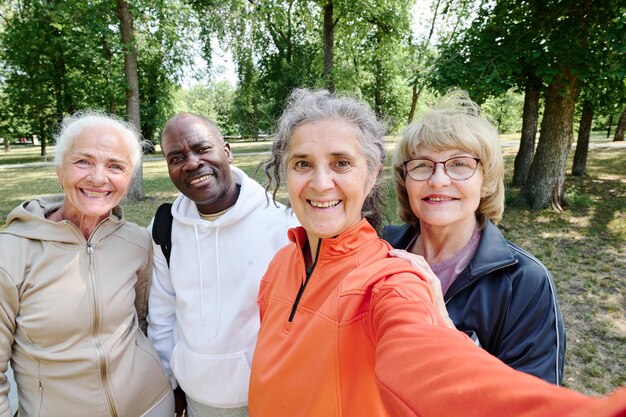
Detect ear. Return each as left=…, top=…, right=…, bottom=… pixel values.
left=56, top=166, right=64, bottom=188
left=224, top=142, right=234, bottom=163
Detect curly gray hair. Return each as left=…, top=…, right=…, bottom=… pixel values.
left=263, top=88, right=387, bottom=231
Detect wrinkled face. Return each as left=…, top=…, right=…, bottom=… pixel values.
left=162, top=120, right=236, bottom=214
left=286, top=118, right=377, bottom=243
left=405, top=145, right=483, bottom=230
left=57, top=126, right=134, bottom=220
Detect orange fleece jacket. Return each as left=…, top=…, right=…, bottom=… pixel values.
left=249, top=219, right=626, bottom=417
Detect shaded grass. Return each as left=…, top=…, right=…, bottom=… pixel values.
left=1, top=136, right=624, bottom=396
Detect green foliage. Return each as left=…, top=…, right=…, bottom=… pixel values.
left=430, top=0, right=626, bottom=106
left=481, top=90, right=524, bottom=133
left=188, top=0, right=416, bottom=134
left=0, top=0, right=196, bottom=146
left=172, top=81, right=238, bottom=136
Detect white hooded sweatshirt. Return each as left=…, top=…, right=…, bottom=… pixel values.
left=147, top=166, right=297, bottom=407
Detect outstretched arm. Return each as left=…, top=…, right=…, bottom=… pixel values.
left=369, top=272, right=596, bottom=417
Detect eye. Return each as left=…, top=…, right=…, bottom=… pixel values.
left=333, top=159, right=352, bottom=171
left=408, top=160, right=433, bottom=170
left=197, top=146, right=213, bottom=154
left=168, top=155, right=184, bottom=164
left=448, top=158, right=474, bottom=168
left=293, top=160, right=311, bottom=171
left=74, top=159, right=91, bottom=166
left=110, top=163, right=127, bottom=172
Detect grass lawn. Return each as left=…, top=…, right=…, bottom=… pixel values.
left=0, top=133, right=624, bottom=396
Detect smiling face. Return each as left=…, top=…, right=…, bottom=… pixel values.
left=286, top=118, right=377, bottom=248
left=57, top=125, right=134, bottom=224
left=406, top=146, right=483, bottom=232
left=162, top=116, right=237, bottom=214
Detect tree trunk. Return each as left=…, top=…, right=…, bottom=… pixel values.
left=512, top=75, right=541, bottom=186
left=572, top=100, right=593, bottom=176
left=606, top=113, right=612, bottom=138
left=520, top=70, right=579, bottom=210
left=613, top=107, right=626, bottom=142
left=117, top=0, right=143, bottom=200
left=323, top=2, right=334, bottom=91
left=373, top=29, right=383, bottom=117
left=408, top=83, right=418, bottom=123
left=408, top=0, right=442, bottom=123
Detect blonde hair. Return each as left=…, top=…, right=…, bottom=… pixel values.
left=393, top=90, right=505, bottom=227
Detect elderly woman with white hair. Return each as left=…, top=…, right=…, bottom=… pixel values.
left=0, top=113, right=173, bottom=417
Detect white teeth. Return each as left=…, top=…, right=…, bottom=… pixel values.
left=428, top=197, right=453, bottom=202
left=310, top=200, right=340, bottom=208
left=83, top=190, right=108, bottom=198
left=190, top=175, right=211, bottom=185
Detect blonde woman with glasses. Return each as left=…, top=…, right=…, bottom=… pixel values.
left=385, top=90, right=565, bottom=385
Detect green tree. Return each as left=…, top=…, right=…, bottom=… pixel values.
left=431, top=0, right=626, bottom=208
left=188, top=0, right=416, bottom=133
left=173, top=81, right=237, bottom=135
left=521, top=0, right=625, bottom=210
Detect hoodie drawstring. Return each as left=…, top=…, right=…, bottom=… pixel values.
left=214, top=229, right=221, bottom=337
left=193, top=225, right=206, bottom=321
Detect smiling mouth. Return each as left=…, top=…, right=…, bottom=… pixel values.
left=424, top=197, right=455, bottom=202
left=82, top=189, right=110, bottom=198
left=189, top=174, right=212, bottom=185
left=309, top=200, right=340, bottom=208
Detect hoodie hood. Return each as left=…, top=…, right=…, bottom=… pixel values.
left=170, top=166, right=272, bottom=227
left=3, top=194, right=124, bottom=244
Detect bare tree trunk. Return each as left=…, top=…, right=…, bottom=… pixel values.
left=606, top=113, right=613, bottom=138
left=323, top=2, right=335, bottom=91
left=117, top=0, right=143, bottom=200
left=407, top=0, right=442, bottom=123
left=512, top=74, right=541, bottom=186
left=613, top=106, right=626, bottom=142
left=572, top=100, right=593, bottom=176
left=520, top=70, right=579, bottom=210
left=408, top=83, right=418, bottom=123
left=374, top=59, right=382, bottom=116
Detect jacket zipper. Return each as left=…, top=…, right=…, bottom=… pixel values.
left=288, top=239, right=322, bottom=322
left=87, top=241, right=118, bottom=417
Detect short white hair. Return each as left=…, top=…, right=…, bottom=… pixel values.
left=54, top=111, right=143, bottom=171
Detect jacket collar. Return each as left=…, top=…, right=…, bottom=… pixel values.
left=3, top=194, right=124, bottom=244
left=288, top=218, right=379, bottom=260
left=445, top=221, right=517, bottom=300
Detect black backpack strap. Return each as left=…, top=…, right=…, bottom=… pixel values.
left=152, top=203, right=173, bottom=267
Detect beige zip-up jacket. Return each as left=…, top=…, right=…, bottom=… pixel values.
left=0, top=196, right=171, bottom=417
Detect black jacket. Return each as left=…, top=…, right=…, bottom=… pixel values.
left=383, top=221, right=565, bottom=385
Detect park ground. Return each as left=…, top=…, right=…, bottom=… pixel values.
left=0, top=132, right=624, bottom=396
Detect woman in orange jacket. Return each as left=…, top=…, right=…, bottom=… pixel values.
left=248, top=88, right=626, bottom=417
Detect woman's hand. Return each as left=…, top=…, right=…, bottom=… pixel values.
left=389, top=249, right=455, bottom=329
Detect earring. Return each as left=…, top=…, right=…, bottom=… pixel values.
left=59, top=185, right=63, bottom=190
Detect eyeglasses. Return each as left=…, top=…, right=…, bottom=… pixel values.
left=404, top=157, right=481, bottom=181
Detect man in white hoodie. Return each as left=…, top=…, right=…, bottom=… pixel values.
left=147, top=113, right=296, bottom=417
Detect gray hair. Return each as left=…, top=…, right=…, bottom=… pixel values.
left=393, top=90, right=505, bottom=226
left=263, top=88, right=387, bottom=232
left=54, top=111, right=143, bottom=172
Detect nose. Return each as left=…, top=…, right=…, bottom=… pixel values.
left=183, top=153, right=203, bottom=171
left=309, top=167, right=334, bottom=192
left=87, top=165, right=107, bottom=185
left=427, top=163, right=451, bottom=187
